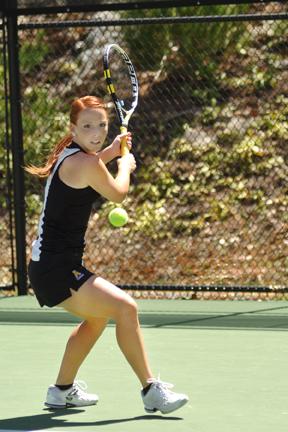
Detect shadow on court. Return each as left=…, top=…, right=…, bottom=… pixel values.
left=1, top=297, right=288, bottom=330
left=0, top=410, right=183, bottom=430
left=139, top=304, right=288, bottom=330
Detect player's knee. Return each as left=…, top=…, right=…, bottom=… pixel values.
left=118, top=296, right=138, bottom=320
left=86, top=316, right=109, bottom=331
left=125, top=297, right=138, bottom=315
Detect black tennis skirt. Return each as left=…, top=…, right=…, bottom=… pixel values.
left=28, top=251, right=94, bottom=307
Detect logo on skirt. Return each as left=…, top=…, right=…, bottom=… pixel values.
left=72, top=270, right=84, bottom=281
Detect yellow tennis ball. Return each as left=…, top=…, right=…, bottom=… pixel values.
left=108, top=208, right=128, bottom=227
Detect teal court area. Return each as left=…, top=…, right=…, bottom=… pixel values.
left=0, top=296, right=287, bottom=432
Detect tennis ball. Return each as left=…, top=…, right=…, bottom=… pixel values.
left=108, top=208, right=128, bottom=227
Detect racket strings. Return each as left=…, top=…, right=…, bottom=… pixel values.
left=107, top=51, right=137, bottom=111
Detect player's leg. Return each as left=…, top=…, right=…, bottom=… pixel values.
left=51, top=275, right=189, bottom=413
left=45, top=315, right=108, bottom=409
left=55, top=316, right=108, bottom=386
left=59, top=275, right=154, bottom=387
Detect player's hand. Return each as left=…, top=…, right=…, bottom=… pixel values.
left=111, top=132, right=132, bottom=157
left=117, top=153, right=136, bottom=173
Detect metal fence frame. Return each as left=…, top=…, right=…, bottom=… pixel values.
left=0, top=15, right=16, bottom=292
left=1, top=0, right=287, bottom=295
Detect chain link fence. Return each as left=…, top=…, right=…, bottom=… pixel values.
left=1, top=1, right=288, bottom=298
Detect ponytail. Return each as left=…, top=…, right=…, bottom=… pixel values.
left=25, top=133, right=72, bottom=178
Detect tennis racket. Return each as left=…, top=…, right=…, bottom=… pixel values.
left=103, top=44, right=138, bottom=156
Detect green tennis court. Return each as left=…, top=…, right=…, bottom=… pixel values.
left=0, top=296, right=287, bottom=432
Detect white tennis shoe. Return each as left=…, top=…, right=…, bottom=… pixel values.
left=45, top=380, right=98, bottom=408
left=141, top=377, right=189, bottom=414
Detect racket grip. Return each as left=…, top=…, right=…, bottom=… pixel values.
left=120, top=126, right=129, bottom=156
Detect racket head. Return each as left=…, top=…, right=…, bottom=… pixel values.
left=103, top=44, right=138, bottom=128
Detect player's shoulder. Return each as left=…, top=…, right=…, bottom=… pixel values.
left=64, top=151, right=100, bottom=169
left=59, top=151, right=103, bottom=188
left=65, top=151, right=106, bottom=178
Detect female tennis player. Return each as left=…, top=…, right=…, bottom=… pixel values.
left=27, top=95, right=188, bottom=414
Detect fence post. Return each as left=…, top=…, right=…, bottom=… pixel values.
left=6, top=0, right=27, bottom=295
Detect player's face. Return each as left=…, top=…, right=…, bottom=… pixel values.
left=71, top=108, right=108, bottom=154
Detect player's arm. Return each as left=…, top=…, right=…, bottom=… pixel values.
left=98, top=145, right=115, bottom=165
left=98, top=132, right=132, bottom=165
left=85, top=154, right=136, bottom=203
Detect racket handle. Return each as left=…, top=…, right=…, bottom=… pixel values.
left=120, top=126, right=129, bottom=156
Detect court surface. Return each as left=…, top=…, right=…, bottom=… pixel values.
left=0, top=295, right=287, bottom=432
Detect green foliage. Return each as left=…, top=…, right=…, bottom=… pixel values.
left=23, top=84, right=67, bottom=196
left=124, top=83, right=288, bottom=239
left=1, top=7, right=287, bottom=245
left=20, top=30, right=51, bottom=73
left=122, top=5, right=250, bottom=82
left=17, top=30, right=70, bottom=201
left=201, top=98, right=222, bottom=126
left=25, top=193, right=42, bottom=217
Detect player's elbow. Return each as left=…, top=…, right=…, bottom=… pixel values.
left=112, top=191, right=127, bottom=203
left=111, top=183, right=130, bottom=203
left=96, top=184, right=128, bottom=203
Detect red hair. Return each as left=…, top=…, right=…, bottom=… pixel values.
left=25, top=96, right=107, bottom=178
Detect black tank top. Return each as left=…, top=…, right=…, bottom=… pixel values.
left=31, top=142, right=99, bottom=261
